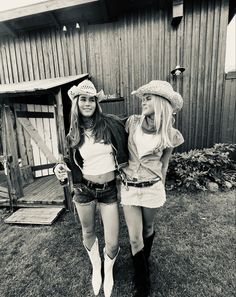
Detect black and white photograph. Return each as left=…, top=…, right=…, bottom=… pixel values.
left=0, top=1, right=235, bottom=296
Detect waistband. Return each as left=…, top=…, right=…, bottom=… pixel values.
left=82, top=177, right=116, bottom=190
left=126, top=177, right=161, bottom=188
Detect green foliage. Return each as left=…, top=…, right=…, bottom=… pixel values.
left=167, top=143, right=236, bottom=192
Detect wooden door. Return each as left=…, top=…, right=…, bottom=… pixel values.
left=15, top=103, right=58, bottom=177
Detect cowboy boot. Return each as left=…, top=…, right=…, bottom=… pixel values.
left=103, top=247, right=120, bottom=297
left=84, top=238, right=102, bottom=296
left=143, top=231, right=155, bottom=271
left=132, top=249, right=150, bottom=297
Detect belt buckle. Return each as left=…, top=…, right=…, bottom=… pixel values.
left=86, top=180, right=92, bottom=188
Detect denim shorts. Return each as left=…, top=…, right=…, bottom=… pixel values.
left=73, top=182, right=118, bottom=204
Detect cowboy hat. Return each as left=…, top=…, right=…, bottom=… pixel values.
left=68, top=79, right=105, bottom=102
left=131, top=80, right=183, bottom=112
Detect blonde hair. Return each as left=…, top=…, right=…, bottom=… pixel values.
left=153, top=96, right=174, bottom=149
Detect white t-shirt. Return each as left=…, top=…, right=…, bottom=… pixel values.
left=79, top=130, right=116, bottom=175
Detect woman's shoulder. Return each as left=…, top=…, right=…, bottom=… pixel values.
left=127, top=114, right=143, bottom=124
left=103, top=113, right=125, bottom=122
left=170, top=127, right=184, bottom=147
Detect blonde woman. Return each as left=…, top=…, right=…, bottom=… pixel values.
left=54, top=79, right=128, bottom=297
left=120, top=80, right=184, bottom=297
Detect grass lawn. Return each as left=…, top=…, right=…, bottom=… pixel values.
left=0, top=190, right=235, bottom=297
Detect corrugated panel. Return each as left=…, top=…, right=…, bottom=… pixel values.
left=0, top=0, right=232, bottom=151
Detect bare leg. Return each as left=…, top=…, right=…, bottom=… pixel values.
left=74, top=200, right=97, bottom=249
left=142, top=207, right=157, bottom=238
left=123, top=205, right=144, bottom=255
left=74, top=200, right=101, bottom=296
left=100, top=202, right=120, bottom=297
left=100, top=202, right=119, bottom=258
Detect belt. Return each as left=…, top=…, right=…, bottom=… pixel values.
left=126, top=177, right=161, bottom=188
left=82, top=177, right=116, bottom=190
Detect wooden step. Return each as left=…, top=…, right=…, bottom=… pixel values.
left=4, top=207, right=64, bottom=225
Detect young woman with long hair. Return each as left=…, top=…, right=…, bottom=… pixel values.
left=120, top=80, right=184, bottom=297
left=54, top=79, right=128, bottom=297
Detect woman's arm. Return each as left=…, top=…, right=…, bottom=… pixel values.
left=160, top=147, right=173, bottom=185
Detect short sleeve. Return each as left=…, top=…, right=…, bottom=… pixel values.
left=125, top=115, right=133, bottom=133
left=171, top=128, right=184, bottom=147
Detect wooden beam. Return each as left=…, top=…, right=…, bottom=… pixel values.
left=0, top=22, right=17, bottom=37
left=17, top=117, right=57, bottom=163
left=49, top=12, right=61, bottom=29
left=54, top=88, right=73, bottom=212
left=0, top=0, right=99, bottom=22
left=16, top=111, right=54, bottom=118
left=2, top=106, right=24, bottom=201
left=31, top=163, right=56, bottom=171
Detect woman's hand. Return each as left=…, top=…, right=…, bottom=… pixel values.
left=54, top=163, right=71, bottom=181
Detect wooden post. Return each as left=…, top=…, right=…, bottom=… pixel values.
left=2, top=105, right=24, bottom=203
left=54, top=88, right=73, bottom=212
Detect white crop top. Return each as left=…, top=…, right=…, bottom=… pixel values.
left=79, top=131, right=116, bottom=175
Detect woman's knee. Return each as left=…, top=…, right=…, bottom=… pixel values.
left=143, top=224, right=154, bottom=238
left=105, top=241, right=119, bottom=258
left=129, top=234, right=143, bottom=250
left=82, top=227, right=95, bottom=240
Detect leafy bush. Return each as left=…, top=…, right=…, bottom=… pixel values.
left=167, top=143, right=236, bottom=192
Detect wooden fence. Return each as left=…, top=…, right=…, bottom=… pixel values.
left=0, top=0, right=235, bottom=151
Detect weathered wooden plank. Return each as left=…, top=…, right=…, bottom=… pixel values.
left=0, top=186, right=8, bottom=193
left=30, top=34, right=40, bottom=80
left=31, top=163, right=56, bottom=171
left=54, top=89, right=73, bottom=211
left=26, top=104, right=42, bottom=177
left=35, top=31, right=46, bottom=79
left=8, top=37, right=19, bottom=83
left=14, top=104, right=28, bottom=166
left=14, top=39, right=24, bottom=82
left=16, top=111, right=54, bottom=118
left=3, top=106, right=24, bottom=199
left=35, top=104, right=48, bottom=176
left=41, top=105, right=53, bottom=175
left=49, top=105, right=59, bottom=174
left=0, top=191, right=10, bottom=198
left=17, top=117, right=57, bottom=163
left=4, top=207, right=64, bottom=225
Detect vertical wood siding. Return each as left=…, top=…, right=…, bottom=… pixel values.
left=221, top=77, right=236, bottom=143
left=0, top=0, right=233, bottom=151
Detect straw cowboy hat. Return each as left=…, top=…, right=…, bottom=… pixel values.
left=131, top=80, right=183, bottom=112
left=68, top=79, right=105, bottom=102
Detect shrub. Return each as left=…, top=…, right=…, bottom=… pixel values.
left=167, top=143, right=236, bottom=192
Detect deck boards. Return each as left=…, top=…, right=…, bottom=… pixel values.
left=4, top=207, right=64, bottom=225
left=18, top=175, right=64, bottom=204
left=0, top=172, right=65, bottom=206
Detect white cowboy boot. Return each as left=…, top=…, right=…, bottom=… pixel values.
left=84, top=238, right=102, bottom=296
left=103, top=247, right=120, bottom=297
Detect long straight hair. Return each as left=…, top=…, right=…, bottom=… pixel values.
left=66, top=96, right=111, bottom=148
left=152, top=96, right=174, bottom=149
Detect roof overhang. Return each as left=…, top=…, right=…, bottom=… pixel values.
left=0, top=74, right=89, bottom=97
left=0, top=0, right=167, bottom=37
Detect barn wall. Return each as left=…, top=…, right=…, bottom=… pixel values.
left=0, top=0, right=233, bottom=151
